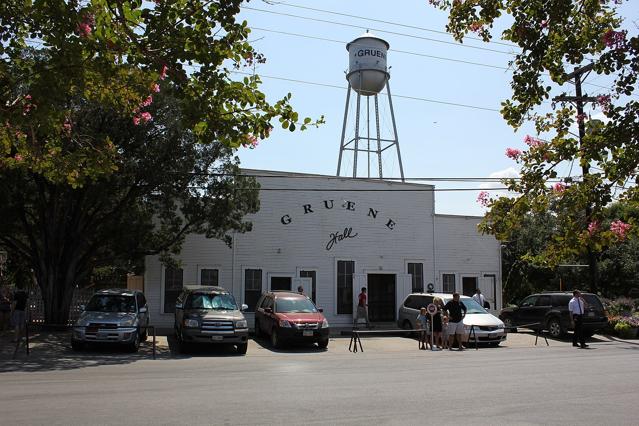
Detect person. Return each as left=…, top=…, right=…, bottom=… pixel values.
left=569, top=289, right=588, bottom=349
left=297, top=285, right=305, bottom=295
left=416, top=307, right=430, bottom=350
left=441, top=314, right=450, bottom=349
left=443, top=293, right=467, bottom=351
left=11, top=287, right=28, bottom=343
left=353, top=287, right=369, bottom=328
left=0, top=287, right=11, bottom=332
left=432, top=297, right=444, bottom=348
left=472, top=289, right=485, bottom=308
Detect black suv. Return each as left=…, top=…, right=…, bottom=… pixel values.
left=174, top=286, right=249, bottom=354
left=499, top=292, right=608, bottom=338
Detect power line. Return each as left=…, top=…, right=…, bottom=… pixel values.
left=243, top=6, right=516, bottom=55
left=270, top=0, right=518, bottom=48
left=188, top=186, right=512, bottom=192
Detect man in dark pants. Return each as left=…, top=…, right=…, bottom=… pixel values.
left=568, top=290, right=588, bottom=348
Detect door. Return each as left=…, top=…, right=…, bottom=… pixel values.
left=367, top=274, right=396, bottom=322
left=396, top=273, right=412, bottom=320
left=353, top=274, right=367, bottom=319
left=480, top=275, right=496, bottom=311
left=462, top=276, right=477, bottom=297
left=517, top=295, right=540, bottom=325
left=293, top=277, right=313, bottom=300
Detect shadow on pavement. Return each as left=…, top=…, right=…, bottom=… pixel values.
left=251, top=336, right=328, bottom=354
left=0, top=331, right=170, bottom=373
left=166, top=334, right=247, bottom=358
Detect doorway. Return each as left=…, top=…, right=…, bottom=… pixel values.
left=367, top=274, right=396, bottom=322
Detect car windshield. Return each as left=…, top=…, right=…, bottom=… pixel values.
left=85, top=295, right=136, bottom=313
left=186, top=293, right=237, bottom=310
left=444, top=298, right=488, bottom=314
left=275, top=297, right=318, bottom=313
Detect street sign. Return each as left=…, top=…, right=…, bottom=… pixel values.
left=426, top=303, right=437, bottom=315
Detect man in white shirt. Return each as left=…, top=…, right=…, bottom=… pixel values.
left=472, top=289, right=486, bottom=308
left=568, top=290, right=588, bottom=348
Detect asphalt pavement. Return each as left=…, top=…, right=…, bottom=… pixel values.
left=1, top=332, right=637, bottom=425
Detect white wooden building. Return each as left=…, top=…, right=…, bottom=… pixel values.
left=144, top=170, right=502, bottom=329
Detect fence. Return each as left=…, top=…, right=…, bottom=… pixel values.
left=26, top=285, right=94, bottom=325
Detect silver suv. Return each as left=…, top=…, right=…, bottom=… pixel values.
left=174, top=286, right=249, bottom=354
left=71, top=289, right=150, bottom=352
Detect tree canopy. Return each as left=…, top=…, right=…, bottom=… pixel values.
left=0, top=0, right=321, bottom=323
left=432, top=0, right=638, bottom=292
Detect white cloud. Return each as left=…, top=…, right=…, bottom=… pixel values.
left=480, top=166, right=520, bottom=190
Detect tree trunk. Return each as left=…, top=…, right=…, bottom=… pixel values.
left=36, top=264, right=78, bottom=326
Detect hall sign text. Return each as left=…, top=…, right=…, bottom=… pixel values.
left=280, top=200, right=396, bottom=231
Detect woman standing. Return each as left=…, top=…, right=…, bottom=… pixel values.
left=432, top=297, right=444, bottom=348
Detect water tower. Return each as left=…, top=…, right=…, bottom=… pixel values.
left=336, top=32, right=405, bottom=181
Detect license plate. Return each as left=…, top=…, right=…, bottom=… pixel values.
left=211, top=336, right=223, bottom=341
left=86, top=327, right=98, bottom=334
left=588, top=312, right=595, bottom=317
left=303, top=330, right=313, bottom=337
left=97, top=333, right=108, bottom=339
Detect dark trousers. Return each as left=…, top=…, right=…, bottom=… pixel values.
left=573, top=315, right=585, bottom=346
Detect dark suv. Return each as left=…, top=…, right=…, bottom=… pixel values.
left=499, top=292, right=608, bottom=338
left=254, top=291, right=330, bottom=349
left=174, top=286, right=249, bottom=354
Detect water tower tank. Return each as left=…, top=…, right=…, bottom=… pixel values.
left=346, top=32, right=390, bottom=96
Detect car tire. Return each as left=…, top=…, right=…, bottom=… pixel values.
left=254, top=319, right=261, bottom=339
left=271, top=329, right=281, bottom=349
left=317, top=338, right=329, bottom=349
left=401, top=320, right=413, bottom=338
left=71, top=340, right=84, bottom=351
left=236, top=343, right=248, bottom=355
left=127, top=332, right=140, bottom=353
left=489, top=341, right=500, bottom=347
left=547, top=317, right=564, bottom=338
left=502, top=316, right=517, bottom=333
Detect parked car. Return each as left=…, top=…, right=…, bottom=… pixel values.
left=397, top=292, right=506, bottom=346
left=254, top=291, right=330, bottom=349
left=174, top=286, right=249, bottom=354
left=71, top=289, right=150, bottom=352
left=499, top=291, right=608, bottom=338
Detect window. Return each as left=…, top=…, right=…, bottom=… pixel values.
left=270, top=276, right=292, bottom=291
left=300, top=270, right=317, bottom=302
left=536, top=295, right=552, bottom=306
left=200, top=268, right=219, bottom=287
left=520, top=295, right=538, bottom=307
left=462, top=277, right=477, bottom=297
left=337, top=261, right=354, bottom=314
left=552, top=295, right=571, bottom=307
left=442, top=274, right=455, bottom=293
left=407, top=295, right=432, bottom=310
left=407, top=263, right=424, bottom=293
left=244, top=269, right=262, bottom=312
left=164, top=267, right=183, bottom=313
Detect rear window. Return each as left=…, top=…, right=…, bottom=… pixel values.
left=552, top=295, right=571, bottom=307
left=583, top=294, right=604, bottom=311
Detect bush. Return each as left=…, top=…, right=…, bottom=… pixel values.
left=614, top=322, right=636, bottom=339
left=603, top=297, right=637, bottom=316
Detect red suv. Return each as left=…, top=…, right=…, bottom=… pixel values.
left=254, top=291, right=330, bottom=349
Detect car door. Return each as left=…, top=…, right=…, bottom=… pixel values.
left=263, top=296, right=276, bottom=336
left=532, top=295, right=552, bottom=326
left=516, top=295, right=539, bottom=325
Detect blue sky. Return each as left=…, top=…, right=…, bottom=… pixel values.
left=235, top=0, right=637, bottom=216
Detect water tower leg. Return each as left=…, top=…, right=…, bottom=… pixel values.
left=374, top=94, right=383, bottom=179
left=367, top=96, right=371, bottom=179
left=386, top=81, right=405, bottom=182
left=336, top=87, right=351, bottom=177
left=353, top=90, right=362, bottom=178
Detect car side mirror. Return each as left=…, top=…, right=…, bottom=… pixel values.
left=139, top=307, right=148, bottom=314
left=175, top=303, right=183, bottom=310
left=241, top=304, right=249, bottom=312
left=264, top=307, right=273, bottom=314
left=318, top=308, right=324, bottom=313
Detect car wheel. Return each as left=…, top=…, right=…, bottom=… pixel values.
left=127, top=332, right=140, bottom=353
left=71, top=340, right=84, bottom=351
left=502, top=316, right=517, bottom=333
left=271, top=329, right=281, bottom=349
left=317, top=338, right=329, bottom=349
left=236, top=343, right=248, bottom=355
left=401, top=320, right=413, bottom=338
left=489, top=341, right=500, bottom=347
left=254, top=319, right=261, bottom=339
left=547, top=317, right=564, bottom=338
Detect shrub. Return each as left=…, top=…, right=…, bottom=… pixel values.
left=614, top=322, right=637, bottom=339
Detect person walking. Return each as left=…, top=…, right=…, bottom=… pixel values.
left=569, top=290, right=588, bottom=349
left=353, top=287, right=370, bottom=328
left=432, top=297, right=444, bottom=348
left=472, top=289, right=485, bottom=308
left=11, top=287, right=28, bottom=343
left=443, top=293, right=467, bottom=351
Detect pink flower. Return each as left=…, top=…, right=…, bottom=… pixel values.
left=610, top=220, right=631, bottom=240
left=159, top=65, right=168, bottom=80
left=469, top=22, right=483, bottom=33
left=588, top=221, right=599, bottom=236
left=597, top=95, right=611, bottom=114
left=140, top=112, right=153, bottom=123
left=243, top=134, right=259, bottom=148
left=14, top=154, right=23, bottom=162
left=524, top=135, right=544, bottom=148
left=505, top=147, right=522, bottom=160
left=602, top=29, right=627, bottom=50
left=553, top=182, right=566, bottom=193
left=62, top=118, right=72, bottom=135
left=141, top=95, right=153, bottom=107
left=152, top=83, right=160, bottom=93
left=132, top=116, right=141, bottom=125
left=477, top=191, right=490, bottom=207
left=76, top=14, right=95, bottom=38
left=576, top=113, right=587, bottom=123
left=540, top=20, right=548, bottom=29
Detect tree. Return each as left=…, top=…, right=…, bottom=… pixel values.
left=0, top=1, right=322, bottom=323
left=432, top=1, right=638, bottom=293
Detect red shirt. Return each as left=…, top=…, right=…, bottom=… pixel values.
left=358, top=292, right=367, bottom=307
